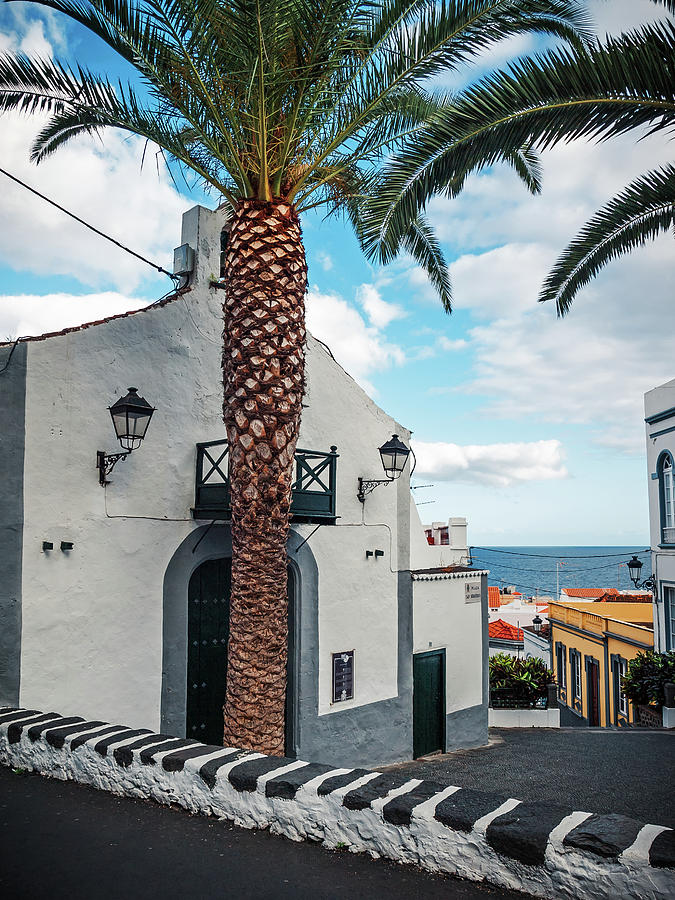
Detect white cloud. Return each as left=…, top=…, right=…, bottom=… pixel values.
left=451, top=237, right=675, bottom=454
left=356, top=283, right=406, bottom=329
left=306, top=287, right=405, bottom=394
left=413, top=438, right=568, bottom=487
left=589, top=0, right=666, bottom=36
left=315, top=250, right=333, bottom=272
left=0, top=17, right=189, bottom=293
left=0, top=291, right=150, bottom=340
left=418, top=118, right=675, bottom=455
left=437, top=336, right=468, bottom=352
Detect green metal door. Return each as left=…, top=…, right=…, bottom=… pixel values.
left=186, top=558, right=297, bottom=751
left=413, top=650, right=445, bottom=758
left=187, top=558, right=231, bottom=746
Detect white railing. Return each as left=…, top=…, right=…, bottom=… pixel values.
left=663, top=527, right=675, bottom=545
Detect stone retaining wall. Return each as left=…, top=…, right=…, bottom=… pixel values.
left=1, top=707, right=673, bottom=899
left=488, top=708, right=560, bottom=728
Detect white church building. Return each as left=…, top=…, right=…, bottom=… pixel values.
left=0, top=204, right=488, bottom=768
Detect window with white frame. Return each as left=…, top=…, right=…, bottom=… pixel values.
left=666, top=585, right=675, bottom=651
left=662, top=454, right=674, bottom=535
left=556, top=643, right=566, bottom=689
left=571, top=651, right=582, bottom=700
left=618, top=658, right=628, bottom=717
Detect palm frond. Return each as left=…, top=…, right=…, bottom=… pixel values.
left=365, top=19, right=675, bottom=264
left=541, top=164, right=675, bottom=315
left=400, top=213, right=452, bottom=311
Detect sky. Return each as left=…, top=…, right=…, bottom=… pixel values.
left=0, top=1, right=672, bottom=546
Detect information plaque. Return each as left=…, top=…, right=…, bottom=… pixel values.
left=465, top=581, right=481, bottom=603
left=332, top=650, right=354, bottom=702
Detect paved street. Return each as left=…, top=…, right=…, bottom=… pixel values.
left=382, top=728, right=675, bottom=828
left=0, top=765, right=525, bottom=900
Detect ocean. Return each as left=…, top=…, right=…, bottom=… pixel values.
left=469, top=546, right=652, bottom=599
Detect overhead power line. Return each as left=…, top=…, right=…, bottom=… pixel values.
left=0, top=166, right=178, bottom=281
left=470, top=546, right=649, bottom=560
left=470, top=557, right=645, bottom=576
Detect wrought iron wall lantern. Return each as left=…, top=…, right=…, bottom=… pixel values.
left=626, top=555, right=657, bottom=596
left=96, top=387, right=155, bottom=485
left=357, top=434, right=415, bottom=502
left=532, top=615, right=543, bottom=634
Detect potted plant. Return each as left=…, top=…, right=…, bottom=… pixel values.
left=489, top=654, right=555, bottom=709
left=622, top=651, right=675, bottom=727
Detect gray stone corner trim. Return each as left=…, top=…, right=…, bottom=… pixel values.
left=0, top=341, right=27, bottom=707
left=446, top=704, right=488, bottom=751
left=1, top=706, right=673, bottom=900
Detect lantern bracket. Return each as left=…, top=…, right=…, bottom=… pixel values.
left=97, top=449, right=131, bottom=486
left=357, top=476, right=393, bottom=503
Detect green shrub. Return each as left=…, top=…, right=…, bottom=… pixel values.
left=622, top=651, right=675, bottom=706
left=489, top=653, right=554, bottom=705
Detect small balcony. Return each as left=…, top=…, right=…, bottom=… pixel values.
left=662, top=526, right=675, bottom=545
left=193, top=439, right=338, bottom=523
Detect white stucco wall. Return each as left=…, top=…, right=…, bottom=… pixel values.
left=412, top=574, right=485, bottom=714
left=17, top=204, right=418, bottom=730
left=644, top=378, right=675, bottom=652
left=523, top=631, right=551, bottom=667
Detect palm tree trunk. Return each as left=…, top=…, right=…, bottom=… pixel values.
left=221, top=198, right=306, bottom=755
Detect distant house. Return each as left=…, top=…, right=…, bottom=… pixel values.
left=0, top=204, right=491, bottom=767
left=488, top=586, right=501, bottom=611
left=644, top=377, right=675, bottom=652
left=522, top=622, right=551, bottom=668
left=488, top=619, right=524, bottom=658
left=560, top=588, right=653, bottom=603
left=550, top=600, right=653, bottom=728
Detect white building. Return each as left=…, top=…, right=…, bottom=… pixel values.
left=0, top=204, right=489, bottom=768
left=645, top=377, right=675, bottom=652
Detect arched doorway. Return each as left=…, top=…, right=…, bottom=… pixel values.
left=185, top=557, right=297, bottom=752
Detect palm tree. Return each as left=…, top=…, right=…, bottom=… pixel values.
left=364, top=2, right=675, bottom=315
left=0, top=0, right=589, bottom=755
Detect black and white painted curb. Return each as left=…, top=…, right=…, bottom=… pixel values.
left=1, top=708, right=673, bottom=899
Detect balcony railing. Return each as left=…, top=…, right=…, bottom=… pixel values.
left=663, top=526, right=675, bottom=545
left=193, top=439, right=338, bottom=523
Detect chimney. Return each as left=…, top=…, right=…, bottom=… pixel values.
left=449, top=517, right=467, bottom=549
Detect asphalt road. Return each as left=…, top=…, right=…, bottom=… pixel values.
left=382, top=728, right=675, bottom=828
left=0, top=765, right=526, bottom=900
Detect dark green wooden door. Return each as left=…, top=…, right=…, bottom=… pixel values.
left=187, top=558, right=231, bottom=745
left=413, top=651, right=445, bottom=758
left=186, top=558, right=297, bottom=752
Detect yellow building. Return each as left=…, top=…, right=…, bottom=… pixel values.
left=549, top=601, right=654, bottom=728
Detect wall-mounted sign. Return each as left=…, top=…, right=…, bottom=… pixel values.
left=332, top=650, right=354, bottom=702
left=465, top=581, right=481, bottom=603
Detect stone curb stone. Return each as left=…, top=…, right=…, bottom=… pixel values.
left=317, top=768, right=370, bottom=795
left=486, top=801, right=573, bottom=865
left=343, top=772, right=415, bottom=811
left=434, top=788, right=509, bottom=833
left=382, top=780, right=447, bottom=826
left=45, top=721, right=107, bottom=750
left=564, top=813, right=644, bottom=859
left=265, top=762, right=334, bottom=799
left=228, top=755, right=297, bottom=792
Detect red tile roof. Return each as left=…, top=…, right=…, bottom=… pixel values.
left=488, top=586, right=501, bottom=608
left=562, top=588, right=652, bottom=603
left=563, top=588, right=606, bottom=599
left=489, top=619, right=524, bottom=642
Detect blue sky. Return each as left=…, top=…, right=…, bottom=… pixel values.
left=0, top=1, right=672, bottom=546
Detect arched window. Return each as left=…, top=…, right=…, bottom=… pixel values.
left=659, top=452, right=675, bottom=542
